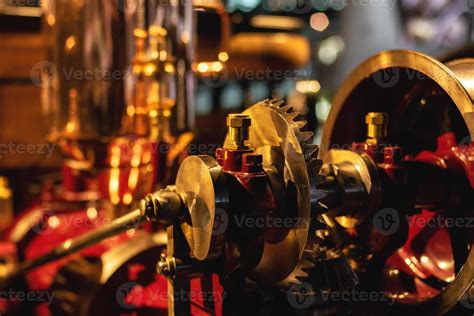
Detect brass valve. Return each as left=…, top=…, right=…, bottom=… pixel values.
left=365, top=112, right=388, bottom=144
left=226, top=114, right=251, bottom=150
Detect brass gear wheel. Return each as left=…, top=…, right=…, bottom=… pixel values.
left=224, top=99, right=328, bottom=284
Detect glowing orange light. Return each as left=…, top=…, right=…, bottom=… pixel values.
left=310, top=12, right=329, bottom=32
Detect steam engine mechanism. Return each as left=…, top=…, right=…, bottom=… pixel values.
left=1, top=1, right=474, bottom=315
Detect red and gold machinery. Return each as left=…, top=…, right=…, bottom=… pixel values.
left=1, top=14, right=474, bottom=316
left=1, top=0, right=198, bottom=314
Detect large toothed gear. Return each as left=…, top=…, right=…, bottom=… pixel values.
left=276, top=211, right=359, bottom=299
left=246, top=98, right=326, bottom=212
left=223, top=99, right=328, bottom=284
left=252, top=100, right=358, bottom=305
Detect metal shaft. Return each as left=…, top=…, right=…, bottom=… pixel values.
left=1, top=209, right=145, bottom=288
left=0, top=190, right=182, bottom=289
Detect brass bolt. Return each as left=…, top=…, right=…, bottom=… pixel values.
left=365, top=112, right=388, bottom=144
left=156, top=253, right=176, bottom=278
left=226, top=114, right=251, bottom=150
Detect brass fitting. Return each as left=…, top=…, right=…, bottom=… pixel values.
left=226, top=114, right=251, bottom=150
left=0, top=177, right=13, bottom=232
left=365, top=112, right=388, bottom=144
left=139, top=189, right=182, bottom=224
left=156, top=253, right=177, bottom=278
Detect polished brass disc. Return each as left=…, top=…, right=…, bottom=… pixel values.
left=175, top=155, right=227, bottom=261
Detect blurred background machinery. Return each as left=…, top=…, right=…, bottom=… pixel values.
left=1, top=0, right=473, bottom=203
left=0, top=0, right=221, bottom=314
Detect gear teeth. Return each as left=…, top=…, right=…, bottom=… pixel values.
left=316, top=202, right=328, bottom=212
left=313, top=219, right=327, bottom=231
left=312, top=243, right=327, bottom=252
left=294, top=120, right=307, bottom=130
left=312, top=197, right=328, bottom=215
left=301, top=262, right=316, bottom=271
left=314, top=174, right=326, bottom=184
left=285, top=111, right=299, bottom=121
left=270, top=99, right=285, bottom=108
left=260, top=99, right=331, bottom=292
left=315, top=229, right=328, bottom=240
left=312, top=236, right=326, bottom=246
left=258, top=99, right=270, bottom=108
left=279, top=105, right=292, bottom=113
left=307, top=158, right=323, bottom=175
left=304, top=145, right=319, bottom=160
left=295, top=275, right=309, bottom=282
left=297, top=131, right=313, bottom=144
left=279, top=249, right=318, bottom=286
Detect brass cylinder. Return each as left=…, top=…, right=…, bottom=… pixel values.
left=42, top=0, right=196, bottom=165
left=225, top=114, right=251, bottom=149
left=365, top=112, right=388, bottom=144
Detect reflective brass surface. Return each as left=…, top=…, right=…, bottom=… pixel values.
left=225, top=114, right=251, bottom=150
left=322, top=149, right=381, bottom=228
left=321, top=50, right=474, bottom=158
left=225, top=101, right=311, bottom=283
left=42, top=0, right=195, bottom=165
left=365, top=112, right=388, bottom=144
left=175, top=155, right=228, bottom=261
left=320, top=50, right=474, bottom=314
